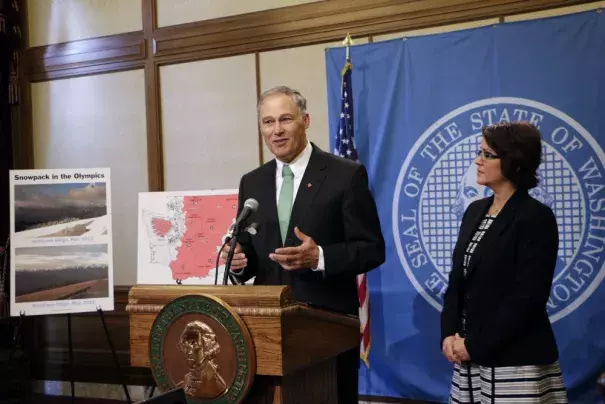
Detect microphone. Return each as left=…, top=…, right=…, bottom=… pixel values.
left=219, top=198, right=259, bottom=286
left=235, top=198, right=258, bottom=226
left=220, top=222, right=259, bottom=286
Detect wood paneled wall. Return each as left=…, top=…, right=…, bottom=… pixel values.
left=18, top=0, right=597, bottom=181
left=16, top=0, right=601, bottom=391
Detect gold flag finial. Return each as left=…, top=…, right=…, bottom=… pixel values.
left=342, top=33, right=354, bottom=60
left=342, top=33, right=355, bottom=47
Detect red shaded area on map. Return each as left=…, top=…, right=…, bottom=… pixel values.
left=152, top=218, right=172, bottom=237
left=170, top=194, right=238, bottom=281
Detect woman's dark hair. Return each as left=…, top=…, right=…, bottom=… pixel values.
left=482, top=121, right=542, bottom=190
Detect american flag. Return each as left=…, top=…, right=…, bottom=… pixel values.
left=334, top=58, right=371, bottom=368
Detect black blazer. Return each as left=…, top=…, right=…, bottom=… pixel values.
left=441, top=189, right=560, bottom=367
left=233, top=143, right=385, bottom=314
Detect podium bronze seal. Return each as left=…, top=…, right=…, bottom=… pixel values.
left=149, top=294, right=256, bottom=403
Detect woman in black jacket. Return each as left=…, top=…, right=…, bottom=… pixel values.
left=441, top=121, right=568, bottom=403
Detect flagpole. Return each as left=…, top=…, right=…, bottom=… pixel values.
left=337, top=32, right=371, bottom=369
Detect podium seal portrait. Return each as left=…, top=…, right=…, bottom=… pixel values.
left=149, top=294, right=256, bottom=403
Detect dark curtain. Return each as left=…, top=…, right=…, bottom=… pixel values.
left=0, top=1, right=26, bottom=402
left=0, top=0, right=20, bottom=320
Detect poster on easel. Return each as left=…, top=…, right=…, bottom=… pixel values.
left=9, top=168, right=114, bottom=316
left=137, top=189, right=247, bottom=285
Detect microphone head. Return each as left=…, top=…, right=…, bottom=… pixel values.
left=243, top=198, right=259, bottom=212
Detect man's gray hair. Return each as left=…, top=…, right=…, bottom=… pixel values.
left=257, top=86, right=307, bottom=117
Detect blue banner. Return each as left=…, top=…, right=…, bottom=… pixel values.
left=326, top=10, right=605, bottom=403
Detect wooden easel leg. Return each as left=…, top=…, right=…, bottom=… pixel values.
left=67, top=314, right=75, bottom=404
left=97, top=308, right=132, bottom=404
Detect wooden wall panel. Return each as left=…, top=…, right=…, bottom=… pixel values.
left=374, top=18, right=500, bottom=41
left=19, top=0, right=599, bottom=187
left=151, top=0, right=595, bottom=64
left=143, top=0, right=163, bottom=192
left=25, top=32, right=146, bottom=82
left=23, top=1, right=598, bottom=80
left=504, top=0, right=605, bottom=20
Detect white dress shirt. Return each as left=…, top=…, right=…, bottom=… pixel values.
left=274, top=141, right=325, bottom=271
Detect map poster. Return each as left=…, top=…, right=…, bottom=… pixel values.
left=137, top=189, right=243, bottom=285
left=9, top=168, right=114, bottom=317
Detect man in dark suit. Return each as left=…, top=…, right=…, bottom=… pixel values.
left=222, top=85, right=385, bottom=403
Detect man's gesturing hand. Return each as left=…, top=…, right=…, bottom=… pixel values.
left=269, top=227, right=319, bottom=270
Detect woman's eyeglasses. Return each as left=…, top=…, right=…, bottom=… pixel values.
left=476, top=149, right=500, bottom=160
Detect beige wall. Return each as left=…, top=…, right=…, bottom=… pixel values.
left=28, top=1, right=605, bottom=285
left=28, top=0, right=142, bottom=47
left=156, top=0, right=324, bottom=27
left=160, top=54, right=259, bottom=192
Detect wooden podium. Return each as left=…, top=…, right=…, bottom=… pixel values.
left=126, top=285, right=359, bottom=403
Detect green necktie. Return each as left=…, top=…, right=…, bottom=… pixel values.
left=277, top=165, right=294, bottom=244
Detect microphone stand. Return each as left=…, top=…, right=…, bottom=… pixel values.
left=222, top=223, right=240, bottom=285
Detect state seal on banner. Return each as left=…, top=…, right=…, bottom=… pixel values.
left=148, top=294, right=256, bottom=403
left=393, top=97, right=605, bottom=323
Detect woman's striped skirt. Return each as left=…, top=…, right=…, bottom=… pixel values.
left=449, top=361, right=568, bottom=403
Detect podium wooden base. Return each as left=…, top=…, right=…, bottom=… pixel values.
left=246, top=358, right=336, bottom=404
left=126, top=285, right=358, bottom=404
